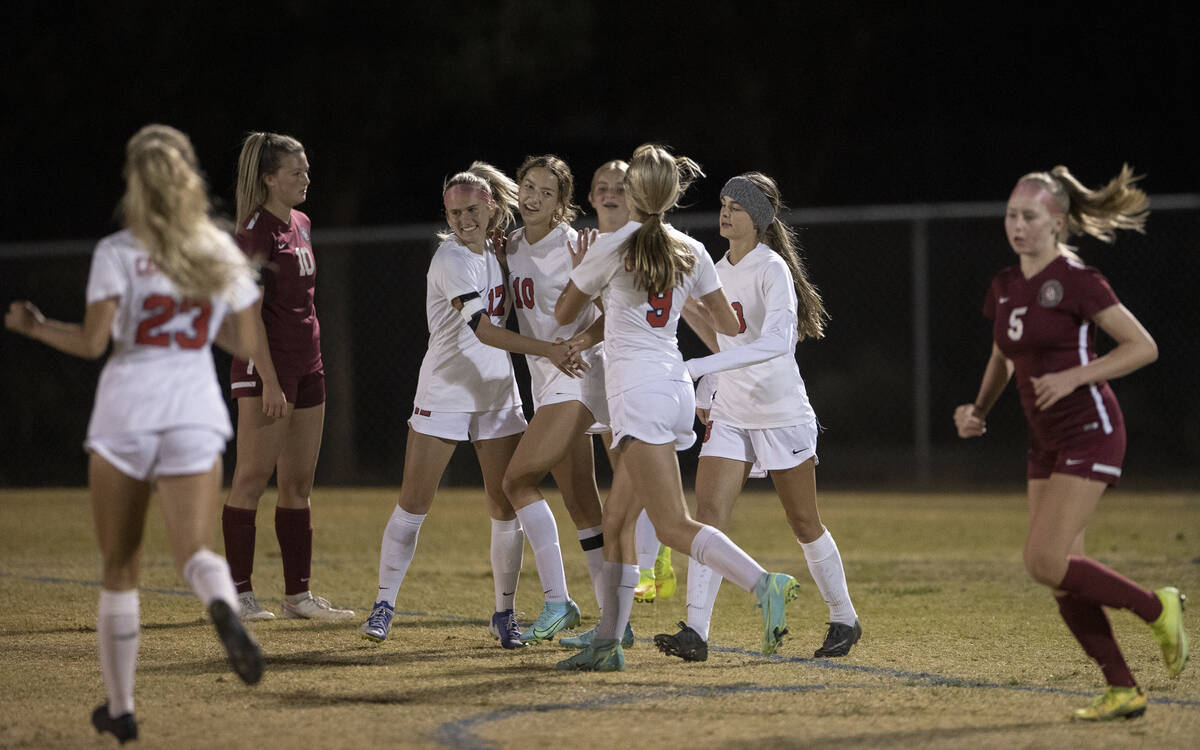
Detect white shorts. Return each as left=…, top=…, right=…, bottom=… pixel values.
left=608, top=380, right=696, bottom=451
left=700, top=419, right=819, bottom=473
left=533, top=368, right=610, bottom=434
left=409, top=405, right=527, bottom=442
left=85, top=428, right=226, bottom=481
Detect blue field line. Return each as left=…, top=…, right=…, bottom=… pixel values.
left=435, top=683, right=833, bottom=750
left=6, top=571, right=1197, bottom=717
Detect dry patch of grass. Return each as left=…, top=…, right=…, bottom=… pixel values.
left=1, top=488, right=1196, bottom=748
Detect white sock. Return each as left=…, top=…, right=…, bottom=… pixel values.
left=634, top=509, right=658, bottom=571
left=98, top=589, right=139, bottom=718
left=182, top=549, right=237, bottom=610
left=595, top=562, right=637, bottom=642
left=577, top=525, right=605, bottom=612
left=514, top=500, right=568, bottom=602
left=689, top=525, right=764, bottom=592
left=800, top=529, right=857, bottom=624
left=491, top=518, right=524, bottom=612
left=377, top=506, right=425, bottom=607
left=685, top=557, right=723, bottom=642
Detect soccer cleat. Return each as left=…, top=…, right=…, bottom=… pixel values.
left=755, top=572, right=801, bottom=656
left=1072, top=686, right=1147, bottom=721
left=519, top=599, right=581, bottom=643
left=360, top=600, right=395, bottom=643
left=209, top=599, right=264, bottom=685
left=653, top=545, right=677, bottom=600
left=555, top=640, right=626, bottom=671
left=281, top=591, right=356, bottom=620
left=813, top=620, right=862, bottom=658
left=653, top=621, right=708, bottom=662
left=1149, top=587, right=1189, bottom=679
left=560, top=621, right=635, bottom=649
left=91, top=703, right=138, bottom=744
left=634, top=569, right=657, bottom=603
left=488, top=609, right=529, bottom=649
left=237, top=590, right=276, bottom=621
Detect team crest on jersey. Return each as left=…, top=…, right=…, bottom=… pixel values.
left=299, top=225, right=310, bottom=242
left=1037, top=279, right=1063, bottom=307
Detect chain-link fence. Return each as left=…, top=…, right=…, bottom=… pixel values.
left=3, top=197, right=1198, bottom=490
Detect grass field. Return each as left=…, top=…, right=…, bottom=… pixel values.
left=1, top=487, right=1197, bottom=749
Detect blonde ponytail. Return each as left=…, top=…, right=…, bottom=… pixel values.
left=120, top=125, right=250, bottom=299
left=622, top=144, right=702, bottom=294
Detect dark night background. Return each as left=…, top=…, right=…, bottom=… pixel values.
left=3, top=1, right=1197, bottom=239
left=2, top=1, right=1198, bottom=489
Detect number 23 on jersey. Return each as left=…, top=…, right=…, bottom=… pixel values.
left=134, top=295, right=212, bottom=348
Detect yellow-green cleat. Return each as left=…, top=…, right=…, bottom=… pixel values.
left=634, top=568, right=657, bottom=603
left=1072, top=686, right=1147, bottom=721
left=755, top=572, right=801, bottom=656
left=653, top=545, right=676, bottom=600
left=1149, top=586, right=1189, bottom=678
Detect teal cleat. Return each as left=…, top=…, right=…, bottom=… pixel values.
left=560, top=621, right=635, bottom=649
left=755, top=572, right=800, bottom=656
left=555, top=640, right=625, bottom=671
left=519, top=599, right=581, bottom=643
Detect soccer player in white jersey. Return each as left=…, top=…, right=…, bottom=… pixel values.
left=589, top=159, right=678, bottom=606
left=5, top=125, right=265, bottom=743
left=656, top=172, right=861, bottom=663
left=498, top=155, right=617, bottom=643
left=360, top=163, right=585, bottom=648
left=552, top=145, right=801, bottom=671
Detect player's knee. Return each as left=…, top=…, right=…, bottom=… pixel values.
left=1023, top=548, right=1065, bottom=587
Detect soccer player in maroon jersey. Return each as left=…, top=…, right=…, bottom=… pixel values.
left=954, top=165, right=1188, bottom=721
left=220, top=132, right=354, bottom=620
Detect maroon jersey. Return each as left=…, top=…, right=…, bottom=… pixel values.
left=232, top=208, right=322, bottom=377
left=984, top=255, right=1123, bottom=446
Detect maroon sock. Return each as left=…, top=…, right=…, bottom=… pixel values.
left=1059, top=556, right=1163, bottom=623
left=1055, top=592, right=1136, bottom=687
left=221, top=505, right=257, bottom=594
left=275, top=506, right=313, bottom=596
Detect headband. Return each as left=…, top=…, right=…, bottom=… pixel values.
left=443, top=182, right=494, bottom=208
left=1010, top=179, right=1065, bottom=216
left=720, top=177, right=775, bottom=230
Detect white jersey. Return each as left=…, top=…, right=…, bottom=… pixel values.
left=414, top=237, right=521, bottom=412
left=84, top=229, right=259, bottom=441
left=570, top=221, right=721, bottom=398
left=506, top=224, right=607, bottom=406
left=702, top=244, right=815, bottom=429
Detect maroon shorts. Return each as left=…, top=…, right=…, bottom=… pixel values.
left=1027, top=423, right=1126, bottom=486
left=231, top=366, right=326, bottom=409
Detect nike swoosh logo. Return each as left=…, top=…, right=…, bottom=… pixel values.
left=1064, top=459, right=1086, bottom=466
left=792, top=448, right=805, bottom=454
left=999, top=297, right=1010, bottom=303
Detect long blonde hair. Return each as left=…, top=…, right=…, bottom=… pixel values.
left=438, top=161, right=519, bottom=241
left=119, top=124, right=250, bottom=298
left=235, top=132, right=305, bottom=230
left=1019, top=164, right=1149, bottom=244
left=622, top=144, right=703, bottom=294
left=739, top=172, right=829, bottom=340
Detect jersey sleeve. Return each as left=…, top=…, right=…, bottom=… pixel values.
left=431, top=247, right=484, bottom=302
left=85, top=240, right=127, bottom=304
left=982, top=282, right=997, bottom=321
left=1075, top=268, right=1121, bottom=319
left=689, top=245, right=722, bottom=298
left=570, top=238, right=620, bottom=298
left=235, top=223, right=273, bottom=263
